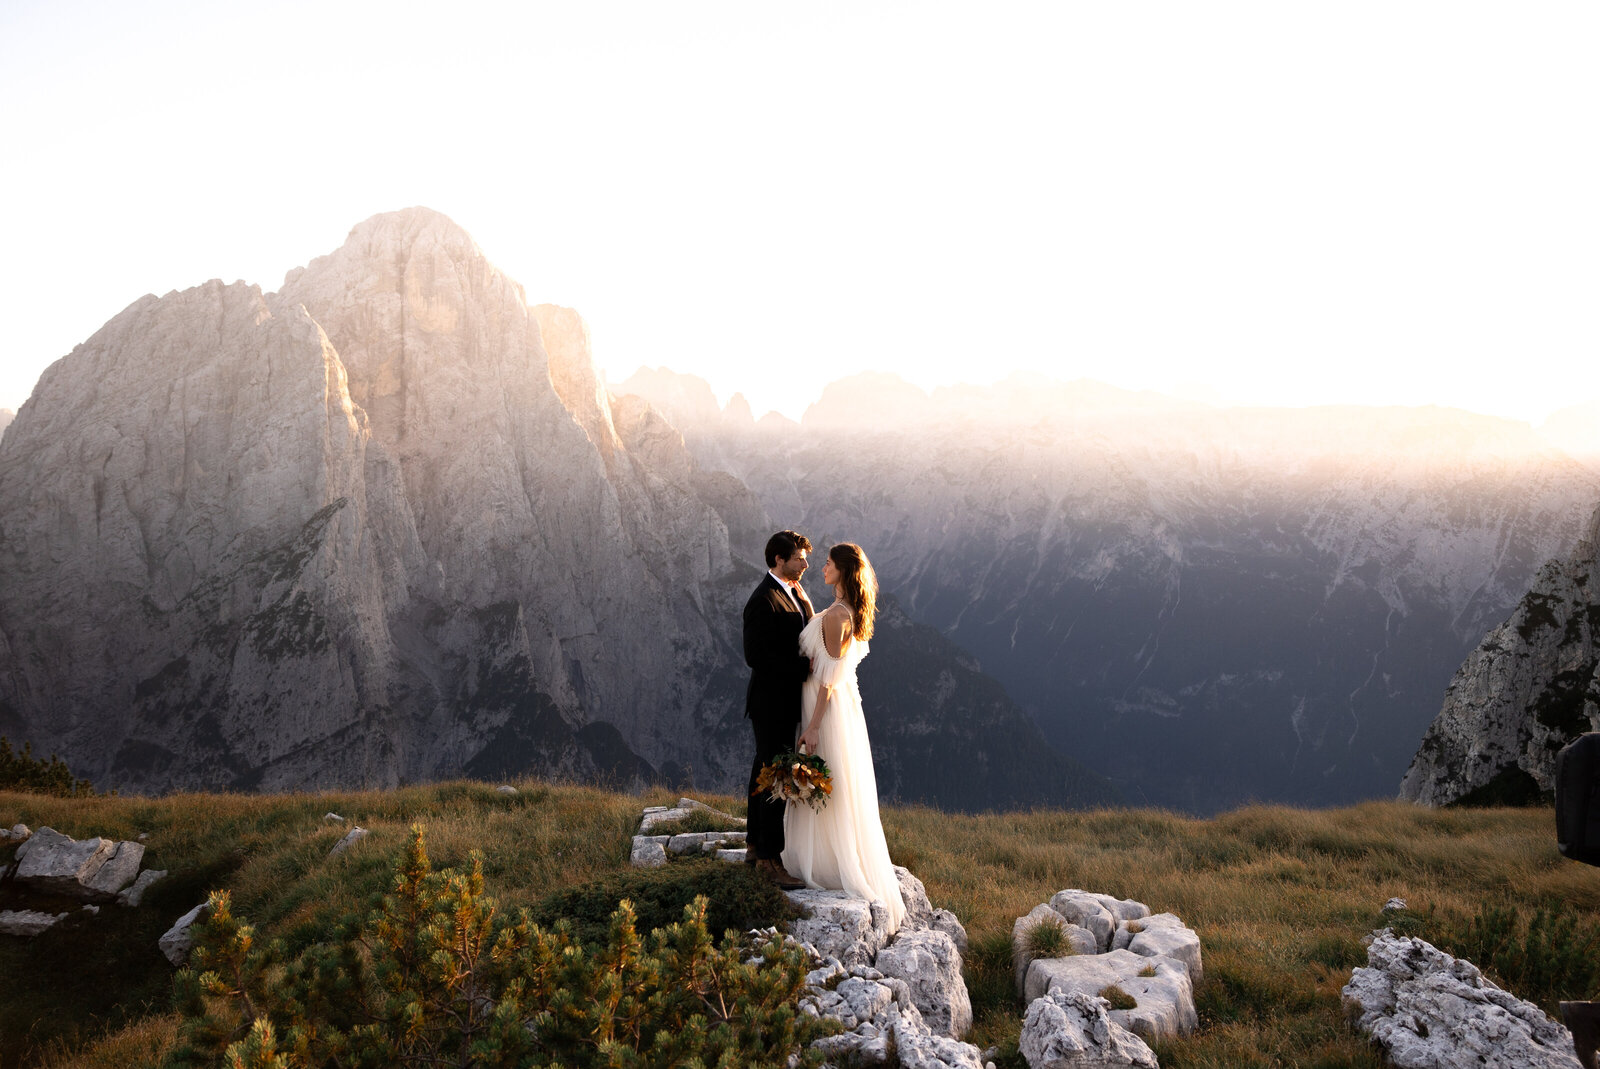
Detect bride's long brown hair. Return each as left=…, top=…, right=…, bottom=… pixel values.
left=829, top=542, right=878, bottom=641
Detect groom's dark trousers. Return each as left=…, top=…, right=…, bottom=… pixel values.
left=743, top=573, right=813, bottom=861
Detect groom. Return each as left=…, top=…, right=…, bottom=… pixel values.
left=743, top=530, right=814, bottom=890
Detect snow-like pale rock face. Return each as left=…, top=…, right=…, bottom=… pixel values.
left=0, top=209, right=741, bottom=791
left=621, top=368, right=1600, bottom=812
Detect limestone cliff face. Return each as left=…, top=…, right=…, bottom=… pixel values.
left=0, top=280, right=422, bottom=789
left=0, top=209, right=747, bottom=792
left=1399, top=506, right=1600, bottom=806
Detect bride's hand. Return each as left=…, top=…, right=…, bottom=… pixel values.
left=799, top=725, right=820, bottom=753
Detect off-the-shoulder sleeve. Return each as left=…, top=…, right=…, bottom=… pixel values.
left=810, top=646, right=853, bottom=689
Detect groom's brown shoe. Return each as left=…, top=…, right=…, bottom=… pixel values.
left=754, top=857, right=805, bottom=890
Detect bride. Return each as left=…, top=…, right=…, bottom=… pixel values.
left=782, top=542, right=906, bottom=935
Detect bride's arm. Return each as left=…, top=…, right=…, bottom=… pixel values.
left=800, top=608, right=852, bottom=753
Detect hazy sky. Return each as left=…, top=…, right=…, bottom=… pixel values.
left=2, top=2, right=1595, bottom=423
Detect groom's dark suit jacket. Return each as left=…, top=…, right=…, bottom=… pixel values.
left=743, top=573, right=813, bottom=725
left=742, top=572, right=813, bottom=860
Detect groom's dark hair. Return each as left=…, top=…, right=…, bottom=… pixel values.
left=765, top=530, right=812, bottom=568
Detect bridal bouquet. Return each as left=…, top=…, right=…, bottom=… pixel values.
left=754, top=750, right=833, bottom=811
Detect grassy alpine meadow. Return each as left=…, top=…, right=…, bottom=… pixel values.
left=1, top=783, right=1593, bottom=1068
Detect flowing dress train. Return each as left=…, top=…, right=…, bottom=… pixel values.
left=781, top=611, right=906, bottom=935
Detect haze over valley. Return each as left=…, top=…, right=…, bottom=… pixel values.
left=1, top=208, right=1596, bottom=814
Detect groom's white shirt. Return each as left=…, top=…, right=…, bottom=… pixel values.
left=768, top=570, right=805, bottom=612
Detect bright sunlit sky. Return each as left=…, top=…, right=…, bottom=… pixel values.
left=2, top=2, right=1596, bottom=423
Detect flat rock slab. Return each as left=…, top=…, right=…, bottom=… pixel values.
left=787, top=888, right=891, bottom=968
left=0, top=909, right=71, bottom=937
left=1026, top=949, right=1196, bottom=1043
left=1343, top=929, right=1583, bottom=1069
left=1111, top=912, right=1203, bottom=982
left=117, top=869, right=168, bottom=907
left=15, top=827, right=145, bottom=900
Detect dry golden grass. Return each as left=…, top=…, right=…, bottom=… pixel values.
left=1, top=784, right=1584, bottom=1069
left=884, top=800, right=1589, bottom=1068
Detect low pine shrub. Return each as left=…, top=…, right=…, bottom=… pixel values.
left=168, top=825, right=834, bottom=1068
left=532, top=856, right=804, bottom=947
left=1432, top=903, right=1600, bottom=1013
left=0, top=737, right=97, bottom=797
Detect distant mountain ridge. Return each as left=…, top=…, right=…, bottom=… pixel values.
left=618, top=368, right=1600, bottom=812
left=0, top=208, right=1108, bottom=811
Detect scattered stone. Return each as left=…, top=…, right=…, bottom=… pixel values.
left=630, top=835, right=668, bottom=868
left=1111, top=912, right=1203, bottom=982
left=15, top=827, right=145, bottom=900
left=1343, top=929, right=1583, bottom=1069
left=496, top=785, right=517, bottom=795
left=160, top=902, right=211, bottom=966
left=117, top=868, right=169, bottom=907
left=875, top=927, right=972, bottom=1039
left=1026, top=949, right=1196, bottom=1043
left=328, top=827, right=368, bottom=857
left=1020, top=989, right=1159, bottom=1069
left=137, top=832, right=149, bottom=842
left=1383, top=897, right=1408, bottom=912
left=0, top=823, right=30, bottom=843
left=323, top=812, right=345, bottom=823
left=0, top=909, right=70, bottom=937
left=714, top=848, right=747, bottom=863
left=81, top=904, right=100, bottom=915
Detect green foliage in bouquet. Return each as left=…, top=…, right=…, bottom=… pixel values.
left=167, top=825, right=836, bottom=1068
left=0, top=736, right=98, bottom=797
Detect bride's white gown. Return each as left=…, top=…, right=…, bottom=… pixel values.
left=782, top=610, right=906, bottom=935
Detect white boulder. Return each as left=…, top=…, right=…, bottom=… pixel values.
left=786, top=888, right=892, bottom=968
left=876, top=927, right=973, bottom=1039
left=328, top=826, right=368, bottom=857
left=1050, top=890, right=1117, bottom=952
left=1020, top=989, right=1159, bottom=1069
left=1026, top=949, right=1196, bottom=1043
left=630, top=835, right=668, bottom=867
left=1343, top=929, right=1583, bottom=1069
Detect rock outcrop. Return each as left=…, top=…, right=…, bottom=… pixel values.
left=1400, top=506, right=1600, bottom=806
left=1020, top=990, right=1159, bottom=1069
left=1343, top=929, right=1583, bottom=1068
left=14, top=827, right=145, bottom=901
left=1015, top=890, right=1201, bottom=1047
